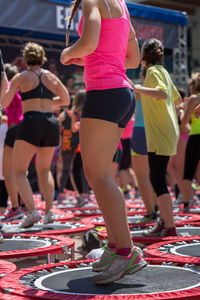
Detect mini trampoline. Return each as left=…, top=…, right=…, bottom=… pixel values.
left=144, top=237, right=200, bottom=265
left=0, top=235, right=75, bottom=260
left=0, top=259, right=200, bottom=299
left=1, top=208, right=74, bottom=224
left=2, top=221, right=94, bottom=236
left=97, top=225, right=200, bottom=244
left=81, top=213, right=200, bottom=228
left=0, top=259, right=16, bottom=278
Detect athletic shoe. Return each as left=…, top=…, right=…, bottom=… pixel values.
left=75, top=196, right=88, bottom=207
left=92, top=244, right=144, bottom=272
left=20, top=206, right=28, bottom=214
left=160, top=227, right=177, bottom=237
left=136, top=212, right=157, bottom=224
left=3, top=207, right=24, bottom=221
left=142, top=219, right=165, bottom=236
left=93, top=248, right=147, bottom=285
left=0, top=231, right=4, bottom=243
left=43, top=210, right=56, bottom=224
left=189, top=196, right=200, bottom=207
left=21, top=209, right=41, bottom=228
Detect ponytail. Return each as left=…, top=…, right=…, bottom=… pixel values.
left=66, top=0, right=82, bottom=46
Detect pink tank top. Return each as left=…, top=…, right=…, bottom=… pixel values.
left=78, top=0, right=133, bottom=91
left=5, top=82, right=23, bottom=127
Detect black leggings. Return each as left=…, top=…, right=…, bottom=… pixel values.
left=148, top=152, right=170, bottom=197
left=184, top=135, right=200, bottom=181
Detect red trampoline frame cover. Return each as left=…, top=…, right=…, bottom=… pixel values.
left=144, top=236, right=200, bottom=265
left=0, top=235, right=74, bottom=259
left=0, top=259, right=200, bottom=300
left=0, top=259, right=17, bottom=275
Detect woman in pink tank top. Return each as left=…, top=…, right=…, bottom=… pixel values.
left=60, top=0, right=146, bottom=284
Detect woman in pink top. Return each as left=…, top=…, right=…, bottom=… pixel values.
left=60, top=0, right=146, bottom=285
left=3, top=64, right=24, bottom=221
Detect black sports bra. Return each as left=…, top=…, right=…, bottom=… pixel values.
left=19, top=69, right=55, bottom=101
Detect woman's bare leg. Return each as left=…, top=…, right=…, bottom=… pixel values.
left=3, top=146, right=19, bottom=208
left=132, top=154, right=155, bottom=213
left=80, top=118, right=132, bottom=249
left=36, top=147, right=56, bottom=213
left=13, top=141, right=37, bottom=213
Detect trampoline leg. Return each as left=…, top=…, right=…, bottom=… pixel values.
left=55, top=254, right=59, bottom=263
left=46, top=253, right=51, bottom=264
left=99, top=240, right=103, bottom=248
left=71, top=245, right=75, bottom=261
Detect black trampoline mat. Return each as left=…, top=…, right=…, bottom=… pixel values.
left=170, top=243, right=200, bottom=258
left=130, top=227, right=200, bottom=237
left=0, top=239, right=51, bottom=252
left=2, top=223, right=82, bottom=233
left=34, top=265, right=200, bottom=295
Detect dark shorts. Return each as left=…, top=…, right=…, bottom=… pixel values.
left=82, top=88, right=135, bottom=128
left=16, top=111, right=60, bottom=147
left=131, top=126, right=147, bottom=155
left=184, top=134, right=200, bottom=181
left=113, top=148, right=123, bottom=163
left=4, top=124, right=19, bottom=148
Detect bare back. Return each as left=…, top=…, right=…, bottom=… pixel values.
left=18, top=69, right=59, bottom=114
left=98, top=0, right=124, bottom=19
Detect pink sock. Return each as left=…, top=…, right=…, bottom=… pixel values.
left=116, top=247, right=132, bottom=256
left=108, top=242, right=116, bottom=249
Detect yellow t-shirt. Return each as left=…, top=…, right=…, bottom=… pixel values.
left=141, top=65, right=180, bottom=156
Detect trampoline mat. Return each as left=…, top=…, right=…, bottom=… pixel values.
left=0, top=239, right=51, bottom=251
left=2, top=223, right=84, bottom=233
left=170, top=243, right=200, bottom=258
left=130, top=227, right=200, bottom=237
left=34, top=265, right=200, bottom=295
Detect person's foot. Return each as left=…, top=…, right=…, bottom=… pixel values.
left=136, top=212, right=157, bottom=224
left=21, top=209, right=41, bottom=228
left=20, top=206, right=28, bottom=214
left=43, top=210, right=56, bottom=224
left=142, top=219, right=165, bottom=236
left=93, top=248, right=147, bottom=285
left=3, top=207, right=24, bottom=221
left=75, top=196, right=88, bottom=207
left=160, top=227, right=177, bottom=237
left=0, top=231, right=4, bottom=243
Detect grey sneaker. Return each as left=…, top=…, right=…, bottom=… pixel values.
left=142, top=219, right=165, bottom=236
left=43, top=210, right=56, bottom=224
left=92, top=244, right=144, bottom=272
left=92, top=245, right=115, bottom=272
left=93, top=248, right=147, bottom=285
left=21, top=209, right=41, bottom=228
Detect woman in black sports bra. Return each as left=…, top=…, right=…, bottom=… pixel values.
left=1, top=42, right=70, bottom=228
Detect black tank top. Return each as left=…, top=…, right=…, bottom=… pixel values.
left=19, top=69, right=55, bottom=101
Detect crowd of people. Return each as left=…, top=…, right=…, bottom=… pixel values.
left=0, top=0, right=200, bottom=286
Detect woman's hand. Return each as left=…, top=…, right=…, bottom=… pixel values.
left=134, top=84, right=142, bottom=93
left=60, top=48, right=72, bottom=65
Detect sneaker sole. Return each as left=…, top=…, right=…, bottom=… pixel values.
left=21, top=216, right=41, bottom=228
left=142, top=231, right=161, bottom=237
left=43, top=218, right=56, bottom=225
left=94, top=260, right=147, bottom=285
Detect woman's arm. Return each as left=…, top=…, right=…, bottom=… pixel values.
left=0, top=73, right=8, bottom=102
left=52, top=76, right=70, bottom=107
left=71, top=112, right=80, bottom=132
left=124, top=7, right=140, bottom=69
left=181, top=95, right=200, bottom=125
left=134, top=84, right=167, bottom=100
left=60, top=0, right=101, bottom=65
left=1, top=74, right=20, bottom=109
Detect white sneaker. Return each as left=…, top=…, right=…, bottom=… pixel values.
left=21, top=209, right=41, bottom=228
left=43, top=210, right=56, bottom=224
left=0, top=231, right=4, bottom=243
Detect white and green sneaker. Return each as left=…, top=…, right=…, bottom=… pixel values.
left=92, top=244, right=115, bottom=272
left=93, top=248, right=147, bottom=285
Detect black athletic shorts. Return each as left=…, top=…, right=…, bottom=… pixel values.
left=82, top=88, right=135, bottom=128
left=16, top=111, right=60, bottom=147
left=4, top=124, right=19, bottom=148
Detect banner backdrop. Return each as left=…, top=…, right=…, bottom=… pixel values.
left=0, top=0, right=185, bottom=49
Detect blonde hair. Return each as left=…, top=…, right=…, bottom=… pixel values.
left=190, top=73, right=200, bottom=94
left=72, top=89, right=85, bottom=112
left=23, top=42, right=47, bottom=66
left=66, top=0, right=82, bottom=46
